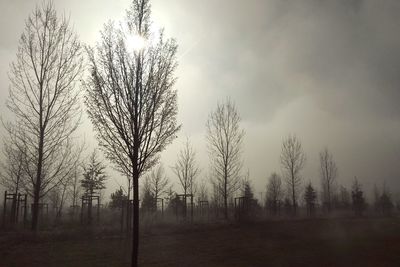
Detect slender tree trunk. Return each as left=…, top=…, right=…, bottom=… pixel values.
left=131, top=169, right=139, bottom=267
left=291, top=168, right=296, bottom=215
left=224, top=167, right=228, bottom=220
left=327, top=183, right=331, bottom=212
left=31, top=134, right=44, bottom=231
left=127, top=178, right=131, bottom=234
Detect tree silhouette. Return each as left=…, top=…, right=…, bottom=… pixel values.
left=6, top=1, right=83, bottom=231
left=173, top=139, right=199, bottom=197
left=0, top=128, right=27, bottom=196
left=351, top=177, right=366, bottom=216
left=84, top=0, right=180, bottom=265
left=280, top=134, right=306, bottom=215
left=81, top=150, right=107, bottom=225
left=266, top=172, right=283, bottom=216
left=147, top=164, right=170, bottom=202
left=206, top=99, right=244, bottom=219
left=304, top=182, right=317, bottom=216
left=110, top=188, right=128, bottom=209
left=319, top=148, right=337, bottom=212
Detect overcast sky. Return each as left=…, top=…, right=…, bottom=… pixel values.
left=1, top=0, right=400, bottom=201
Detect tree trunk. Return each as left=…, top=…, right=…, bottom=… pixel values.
left=127, top=178, right=131, bottom=235
left=224, top=170, right=228, bottom=220
left=292, top=179, right=296, bottom=215
left=131, top=170, right=139, bottom=267
left=31, top=135, right=44, bottom=231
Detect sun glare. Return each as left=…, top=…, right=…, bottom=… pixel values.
left=125, top=34, right=146, bottom=51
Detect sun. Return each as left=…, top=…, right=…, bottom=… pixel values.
left=125, top=34, right=146, bottom=51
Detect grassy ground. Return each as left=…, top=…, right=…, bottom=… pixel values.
left=1, top=217, right=400, bottom=267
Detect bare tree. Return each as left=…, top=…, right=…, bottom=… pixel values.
left=197, top=179, right=209, bottom=202
left=339, top=185, right=350, bottom=209
left=206, top=99, right=244, bottom=219
left=351, top=177, right=366, bottom=216
left=146, top=164, right=169, bottom=207
left=319, top=147, right=337, bottom=212
left=173, top=139, right=199, bottom=196
left=280, top=134, right=306, bottom=215
left=69, top=168, right=81, bottom=208
left=0, top=129, right=27, bottom=195
left=84, top=0, right=180, bottom=265
left=266, top=172, right=283, bottom=215
left=48, top=178, right=68, bottom=220
left=6, top=2, right=83, bottom=231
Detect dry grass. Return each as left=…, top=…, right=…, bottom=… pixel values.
left=1, top=217, right=400, bottom=267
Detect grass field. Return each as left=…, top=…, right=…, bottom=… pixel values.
left=1, top=217, right=400, bottom=267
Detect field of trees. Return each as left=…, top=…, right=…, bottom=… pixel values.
left=1, top=0, right=400, bottom=267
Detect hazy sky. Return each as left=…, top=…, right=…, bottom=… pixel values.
left=1, top=0, right=400, bottom=201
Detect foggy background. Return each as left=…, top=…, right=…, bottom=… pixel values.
left=1, top=0, right=400, bottom=201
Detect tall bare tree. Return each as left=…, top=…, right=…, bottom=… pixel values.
left=206, top=99, right=244, bottom=219
left=6, top=2, right=83, bottom=231
left=173, top=139, right=199, bottom=196
left=84, top=0, right=180, bottom=265
left=280, top=134, right=306, bottom=215
left=319, top=148, right=337, bottom=212
left=266, top=172, right=283, bottom=215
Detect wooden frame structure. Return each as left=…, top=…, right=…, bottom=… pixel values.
left=175, top=194, right=194, bottom=222
left=80, top=194, right=100, bottom=225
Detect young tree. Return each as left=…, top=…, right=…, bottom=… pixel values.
left=140, top=177, right=155, bottom=213
left=206, top=99, right=244, bottom=219
left=51, top=178, right=70, bottom=220
left=173, top=139, right=199, bottom=197
left=110, top=188, right=128, bottom=209
left=380, top=191, right=394, bottom=216
left=0, top=130, right=27, bottom=196
left=266, top=172, right=283, bottom=216
left=241, top=172, right=254, bottom=200
left=280, top=134, right=306, bottom=215
left=351, top=177, right=366, bottom=216
left=304, top=182, right=317, bottom=216
left=197, top=179, right=209, bottom=202
left=374, top=182, right=394, bottom=216
left=84, top=1, right=180, bottom=265
left=319, top=148, right=338, bottom=212
left=239, top=173, right=256, bottom=219
left=6, top=2, right=83, bottom=231
left=147, top=164, right=169, bottom=202
left=81, top=150, right=107, bottom=225
left=69, top=168, right=81, bottom=209
left=339, top=185, right=351, bottom=209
